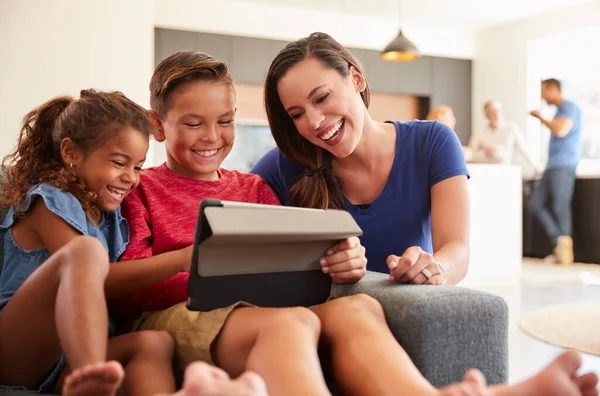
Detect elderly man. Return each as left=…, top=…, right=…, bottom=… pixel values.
left=469, top=101, right=539, bottom=172
left=528, top=78, right=582, bottom=266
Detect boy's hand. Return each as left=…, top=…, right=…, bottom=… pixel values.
left=319, top=237, right=367, bottom=284
left=179, top=245, right=194, bottom=272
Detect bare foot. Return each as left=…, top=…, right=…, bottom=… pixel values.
left=521, top=350, right=598, bottom=396
left=62, top=361, right=124, bottom=396
left=496, top=350, right=599, bottom=396
left=440, top=368, right=493, bottom=396
left=170, top=362, right=267, bottom=396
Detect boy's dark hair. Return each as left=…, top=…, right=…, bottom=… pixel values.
left=150, top=51, right=235, bottom=117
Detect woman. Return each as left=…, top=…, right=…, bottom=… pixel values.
left=248, top=31, right=599, bottom=396
left=251, top=32, right=470, bottom=286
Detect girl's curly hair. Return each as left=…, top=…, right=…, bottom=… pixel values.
left=1, top=89, right=155, bottom=219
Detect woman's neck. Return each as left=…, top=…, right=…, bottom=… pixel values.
left=333, top=114, right=394, bottom=172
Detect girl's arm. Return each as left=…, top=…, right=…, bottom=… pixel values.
left=30, top=198, right=190, bottom=300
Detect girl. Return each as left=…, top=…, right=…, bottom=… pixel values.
left=0, top=90, right=260, bottom=396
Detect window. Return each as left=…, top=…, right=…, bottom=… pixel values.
left=528, top=25, right=600, bottom=165
left=221, top=122, right=276, bottom=172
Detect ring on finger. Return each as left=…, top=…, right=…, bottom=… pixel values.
left=421, top=268, right=433, bottom=280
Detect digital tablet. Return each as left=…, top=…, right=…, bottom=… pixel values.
left=186, top=199, right=363, bottom=311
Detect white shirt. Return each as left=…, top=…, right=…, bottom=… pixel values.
left=469, top=120, right=535, bottom=167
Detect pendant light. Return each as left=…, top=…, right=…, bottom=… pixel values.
left=381, top=30, right=420, bottom=61
left=381, top=1, right=420, bottom=61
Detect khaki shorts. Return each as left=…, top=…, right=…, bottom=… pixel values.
left=130, top=301, right=249, bottom=373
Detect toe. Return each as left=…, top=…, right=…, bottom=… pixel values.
left=237, top=372, right=267, bottom=395
left=552, top=350, right=583, bottom=376
left=578, top=372, right=599, bottom=396
left=102, top=361, right=125, bottom=381
left=463, top=369, right=487, bottom=387
left=184, top=362, right=213, bottom=382
left=207, top=365, right=229, bottom=381
left=182, top=362, right=216, bottom=395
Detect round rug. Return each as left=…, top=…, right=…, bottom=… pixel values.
left=519, top=301, right=600, bottom=357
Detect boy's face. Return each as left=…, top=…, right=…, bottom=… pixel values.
left=156, top=81, right=236, bottom=180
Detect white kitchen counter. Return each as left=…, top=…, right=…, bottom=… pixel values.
left=459, top=164, right=523, bottom=287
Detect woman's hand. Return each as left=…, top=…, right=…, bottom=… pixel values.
left=319, top=237, right=367, bottom=284
left=387, top=246, right=446, bottom=285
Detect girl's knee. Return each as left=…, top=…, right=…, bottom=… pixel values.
left=58, top=236, right=109, bottom=276
left=131, top=330, right=175, bottom=361
left=65, top=235, right=106, bottom=256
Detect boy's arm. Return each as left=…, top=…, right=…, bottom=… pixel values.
left=105, top=249, right=190, bottom=300
left=104, top=188, right=191, bottom=300
left=259, top=179, right=282, bottom=206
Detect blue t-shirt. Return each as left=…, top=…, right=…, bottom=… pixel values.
left=547, top=99, right=582, bottom=169
left=251, top=120, right=470, bottom=273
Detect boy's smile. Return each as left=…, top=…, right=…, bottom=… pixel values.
left=155, top=81, right=236, bottom=181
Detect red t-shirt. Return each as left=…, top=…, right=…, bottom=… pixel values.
left=110, top=163, right=280, bottom=317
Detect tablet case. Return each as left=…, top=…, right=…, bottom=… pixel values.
left=187, top=199, right=363, bottom=311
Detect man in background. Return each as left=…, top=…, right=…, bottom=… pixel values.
left=470, top=100, right=539, bottom=173
left=528, top=78, right=582, bottom=265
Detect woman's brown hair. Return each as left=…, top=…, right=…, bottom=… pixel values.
left=1, top=89, right=155, bottom=218
left=149, top=51, right=235, bottom=117
left=264, top=32, right=370, bottom=209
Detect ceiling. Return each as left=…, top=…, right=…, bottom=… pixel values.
left=234, top=0, right=596, bottom=29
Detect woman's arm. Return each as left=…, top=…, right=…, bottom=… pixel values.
left=388, top=123, right=470, bottom=285
left=430, top=175, right=470, bottom=284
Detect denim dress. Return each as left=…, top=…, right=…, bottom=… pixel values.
left=0, top=183, right=129, bottom=393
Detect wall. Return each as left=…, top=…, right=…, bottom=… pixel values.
left=235, top=84, right=421, bottom=124
left=154, top=0, right=476, bottom=59
left=0, top=0, right=155, bottom=159
left=528, top=25, right=600, bottom=164
left=472, top=1, right=600, bottom=166
left=0, top=0, right=476, bottom=164
left=156, top=29, right=472, bottom=145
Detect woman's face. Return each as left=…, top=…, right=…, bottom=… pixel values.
left=276, top=58, right=367, bottom=159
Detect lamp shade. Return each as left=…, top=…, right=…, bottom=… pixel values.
left=381, top=29, right=420, bottom=61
